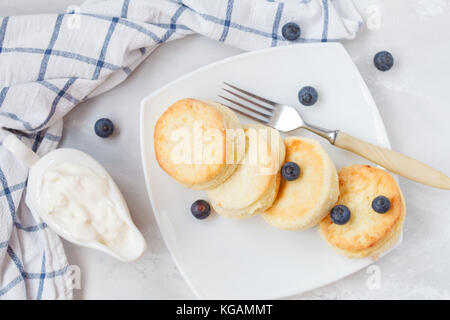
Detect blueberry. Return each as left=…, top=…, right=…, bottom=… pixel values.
left=282, top=22, right=301, bottom=41
left=374, top=51, right=394, bottom=71
left=298, top=86, right=318, bottom=106
left=94, top=118, right=114, bottom=138
left=190, top=200, right=211, bottom=219
left=330, top=205, right=351, bottom=225
left=372, top=195, right=390, bottom=213
left=281, top=162, right=300, bottom=181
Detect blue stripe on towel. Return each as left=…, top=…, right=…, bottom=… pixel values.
left=271, top=2, right=284, bottom=46
left=36, top=252, right=46, bottom=300
left=0, top=17, right=9, bottom=52
left=121, top=0, right=130, bottom=18
left=93, top=18, right=119, bottom=80
left=0, top=168, right=17, bottom=220
left=219, top=0, right=234, bottom=42
left=38, top=14, right=64, bottom=81
left=0, top=87, right=9, bottom=107
left=321, top=0, right=329, bottom=42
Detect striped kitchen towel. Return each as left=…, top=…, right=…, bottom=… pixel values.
left=0, top=0, right=362, bottom=299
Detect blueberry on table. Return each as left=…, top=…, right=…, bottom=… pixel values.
left=94, top=118, right=114, bottom=138
left=374, top=51, right=394, bottom=71
left=372, top=195, right=391, bottom=213
left=298, top=86, right=318, bottom=106
left=330, top=205, right=351, bottom=225
left=190, top=200, right=211, bottom=220
left=281, top=162, right=301, bottom=181
left=282, top=22, right=301, bottom=41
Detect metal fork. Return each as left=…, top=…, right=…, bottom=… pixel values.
left=219, top=82, right=450, bottom=190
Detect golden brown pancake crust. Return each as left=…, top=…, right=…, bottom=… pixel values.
left=319, top=165, right=406, bottom=255
left=262, top=137, right=339, bottom=230
left=154, top=99, right=233, bottom=187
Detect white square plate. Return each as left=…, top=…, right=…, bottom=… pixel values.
left=140, top=43, right=398, bottom=299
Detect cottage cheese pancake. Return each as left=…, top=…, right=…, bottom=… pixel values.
left=154, top=99, right=242, bottom=190
left=207, top=125, right=285, bottom=219
left=262, top=136, right=339, bottom=230
left=319, top=165, right=406, bottom=258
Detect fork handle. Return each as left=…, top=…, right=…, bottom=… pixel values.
left=334, top=131, right=450, bottom=190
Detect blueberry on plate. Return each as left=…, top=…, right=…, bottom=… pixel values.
left=298, top=86, right=318, bottom=106
left=281, top=162, right=300, bottom=181
left=282, top=22, right=301, bottom=41
left=372, top=195, right=391, bottom=213
left=374, top=51, right=394, bottom=71
left=330, top=205, right=351, bottom=225
left=190, top=200, right=211, bottom=219
left=94, top=118, right=114, bottom=138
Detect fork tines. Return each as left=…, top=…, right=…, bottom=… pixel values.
left=219, top=82, right=276, bottom=124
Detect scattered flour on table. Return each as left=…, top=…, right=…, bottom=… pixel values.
left=374, top=77, right=410, bottom=93
left=413, top=0, right=447, bottom=20
left=371, top=77, right=428, bottom=98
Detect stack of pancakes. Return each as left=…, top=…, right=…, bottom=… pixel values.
left=154, top=99, right=406, bottom=259
left=207, top=124, right=285, bottom=219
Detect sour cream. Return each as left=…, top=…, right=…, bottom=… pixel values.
left=39, top=162, right=129, bottom=248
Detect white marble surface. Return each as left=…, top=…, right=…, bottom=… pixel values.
left=2, top=0, right=450, bottom=299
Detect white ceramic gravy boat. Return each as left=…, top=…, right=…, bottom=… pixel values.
left=3, top=134, right=146, bottom=262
